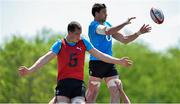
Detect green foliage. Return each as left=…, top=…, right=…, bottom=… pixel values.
left=0, top=30, right=63, bottom=103
left=0, top=31, right=180, bottom=103
left=111, top=42, right=180, bottom=103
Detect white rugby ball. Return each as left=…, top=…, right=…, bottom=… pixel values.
left=150, top=7, right=164, bottom=24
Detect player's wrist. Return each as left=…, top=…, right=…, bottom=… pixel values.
left=136, top=31, right=142, bottom=36
left=29, top=67, right=36, bottom=73
left=124, top=21, right=129, bottom=25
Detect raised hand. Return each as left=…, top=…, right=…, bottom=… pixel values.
left=125, top=17, right=136, bottom=24
left=18, top=66, right=32, bottom=77
left=138, top=24, right=152, bottom=35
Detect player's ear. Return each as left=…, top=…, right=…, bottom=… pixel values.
left=95, top=12, right=99, bottom=17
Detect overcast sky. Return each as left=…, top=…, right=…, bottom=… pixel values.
left=0, top=0, right=180, bottom=51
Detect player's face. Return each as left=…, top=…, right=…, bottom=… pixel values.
left=70, top=29, right=81, bottom=42
left=98, top=8, right=107, bottom=22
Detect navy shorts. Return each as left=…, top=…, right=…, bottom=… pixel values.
left=55, top=78, right=86, bottom=99
left=89, top=60, right=118, bottom=79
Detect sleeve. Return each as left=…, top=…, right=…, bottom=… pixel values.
left=96, top=25, right=110, bottom=35
left=89, top=22, right=99, bottom=35
left=106, top=21, right=112, bottom=27
left=82, top=38, right=94, bottom=51
left=50, top=39, right=62, bottom=55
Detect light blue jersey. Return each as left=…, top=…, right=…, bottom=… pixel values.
left=88, top=20, right=112, bottom=60
left=50, top=37, right=94, bottom=55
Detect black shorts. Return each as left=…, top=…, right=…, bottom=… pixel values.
left=89, top=60, right=118, bottom=79
left=55, top=78, right=86, bottom=99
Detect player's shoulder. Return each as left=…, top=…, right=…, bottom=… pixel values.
left=52, top=39, right=62, bottom=47
left=56, top=39, right=62, bottom=44
left=51, top=39, right=63, bottom=54
left=81, top=37, right=92, bottom=45
left=104, top=21, right=112, bottom=27
left=81, top=37, right=94, bottom=51
left=81, top=37, right=89, bottom=43
left=90, top=20, right=99, bottom=26
left=57, top=39, right=62, bottom=42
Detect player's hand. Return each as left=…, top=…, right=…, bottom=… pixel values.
left=18, top=66, right=31, bottom=77
left=125, top=17, right=136, bottom=24
left=118, top=57, right=133, bottom=67
left=138, top=24, right=152, bottom=35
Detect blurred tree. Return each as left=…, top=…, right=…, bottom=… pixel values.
left=0, top=30, right=180, bottom=103
left=0, top=28, right=63, bottom=103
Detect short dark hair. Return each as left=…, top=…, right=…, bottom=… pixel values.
left=92, top=3, right=106, bottom=17
left=67, top=21, right=82, bottom=32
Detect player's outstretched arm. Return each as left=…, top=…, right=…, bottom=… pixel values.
left=96, top=17, right=136, bottom=35
left=18, top=51, right=56, bottom=77
left=112, top=24, right=152, bottom=44
left=88, top=48, right=133, bottom=67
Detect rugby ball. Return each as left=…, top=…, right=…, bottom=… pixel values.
left=150, top=7, right=164, bottom=24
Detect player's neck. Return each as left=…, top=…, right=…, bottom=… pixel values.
left=66, top=36, right=75, bottom=43
left=94, top=18, right=104, bottom=24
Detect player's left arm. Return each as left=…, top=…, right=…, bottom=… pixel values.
left=82, top=37, right=132, bottom=67
left=88, top=48, right=132, bottom=67
left=112, top=24, right=152, bottom=44
left=96, top=17, right=135, bottom=35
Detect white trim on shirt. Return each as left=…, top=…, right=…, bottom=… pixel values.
left=96, top=25, right=110, bottom=35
